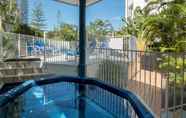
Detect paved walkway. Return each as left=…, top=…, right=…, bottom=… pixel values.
left=127, top=61, right=167, bottom=117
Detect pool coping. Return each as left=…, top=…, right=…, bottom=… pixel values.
left=0, top=76, right=155, bottom=118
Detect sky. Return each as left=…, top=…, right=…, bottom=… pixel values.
left=28, top=0, right=125, bottom=31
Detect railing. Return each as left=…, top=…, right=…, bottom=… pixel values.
left=0, top=32, right=80, bottom=64
left=0, top=76, right=154, bottom=118
left=87, top=48, right=186, bottom=118
left=0, top=32, right=129, bottom=65
left=1, top=32, right=186, bottom=117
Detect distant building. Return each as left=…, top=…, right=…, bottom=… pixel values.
left=125, top=0, right=148, bottom=21
left=17, top=0, right=28, bottom=24
left=125, top=0, right=133, bottom=21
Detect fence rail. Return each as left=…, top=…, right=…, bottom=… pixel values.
left=1, top=32, right=186, bottom=117
left=88, top=48, right=186, bottom=118
left=0, top=32, right=80, bottom=64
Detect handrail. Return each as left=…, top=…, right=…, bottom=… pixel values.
left=0, top=76, right=155, bottom=118
left=4, top=58, right=41, bottom=62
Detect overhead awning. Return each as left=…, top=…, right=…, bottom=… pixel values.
left=55, top=0, right=102, bottom=6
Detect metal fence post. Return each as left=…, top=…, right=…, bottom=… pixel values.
left=0, top=32, right=3, bottom=60
left=32, top=36, right=35, bottom=56
left=18, top=34, right=21, bottom=57
left=43, top=32, right=47, bottom=69
left=25, top=38, right=28, bottom=57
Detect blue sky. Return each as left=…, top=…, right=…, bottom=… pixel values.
left=28, top=0, right=125, bottom=31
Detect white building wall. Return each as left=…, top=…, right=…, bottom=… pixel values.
left=133, top=0, right=148, bottom=9
left=125, top=0, right=134, bottom=20
left=125, top=0, right=148, bottom=20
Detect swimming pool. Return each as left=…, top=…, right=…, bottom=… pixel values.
left=0, top=76, right=154, bottom=118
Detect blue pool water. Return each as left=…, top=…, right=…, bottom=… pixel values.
left=21, top=97, right=113, bottom=118
left=0, top=77, right=154, bottom=118
left=8, top=83, right=114, bottom=118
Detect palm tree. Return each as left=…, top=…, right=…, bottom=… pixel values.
left=141, top=0, right=186, bottom=52
left=122, top=6, right=147, bottom=50
left=122, top=0, right=186, bottom=52
left=122, top=7, right=144, bottom=37
left=87, top=19, right=113, bottom=41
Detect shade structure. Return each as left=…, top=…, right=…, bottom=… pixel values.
left=55, top=0, right=101, bottom=6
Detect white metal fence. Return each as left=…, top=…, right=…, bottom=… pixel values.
left=2, top=32, right=186, bottom=117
